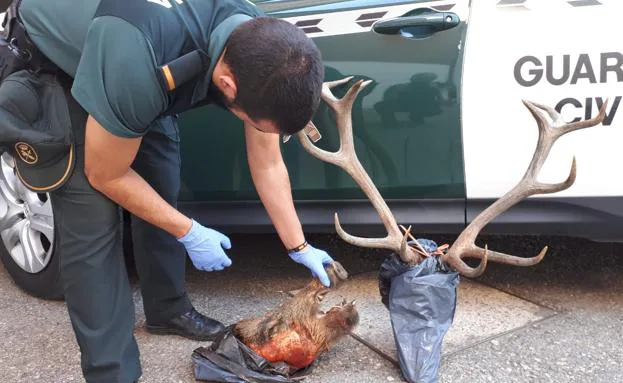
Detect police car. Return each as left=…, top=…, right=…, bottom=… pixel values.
left=0, top=0, right=621, bottom=299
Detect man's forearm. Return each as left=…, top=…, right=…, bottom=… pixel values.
left=246, top=127, right=335, bottom=286
left=90, top=167, right=192, bottom=239
left=84, top=115, right=192, bottom=239
left=244, top=122, right=306, bottom=250
left=250, top=159, right=306, bottom=250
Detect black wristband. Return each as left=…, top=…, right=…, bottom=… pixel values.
left=288, top=240, right=308, bottom=254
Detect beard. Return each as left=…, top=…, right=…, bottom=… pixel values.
left=209, top=82, right=237, bottom=111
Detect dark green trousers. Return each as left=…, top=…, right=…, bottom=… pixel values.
left=50, top=76, right=192, bottom=383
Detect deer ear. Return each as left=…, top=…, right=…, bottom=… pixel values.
left=325, top=261, right=349, bottom=288
left=315, top=289, right=330, bottom=303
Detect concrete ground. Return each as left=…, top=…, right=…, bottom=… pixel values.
left=0, top=232, right=621, bottom=382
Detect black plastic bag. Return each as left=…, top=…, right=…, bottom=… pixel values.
left=379, top=239, right=460, bottom=383
left=192, top=325, right=315, bottom=383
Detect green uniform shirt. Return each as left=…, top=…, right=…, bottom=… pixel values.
left=18, top=0, right=253, bottom=138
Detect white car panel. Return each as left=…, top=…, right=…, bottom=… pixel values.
left=462, top=0, right=623, bottom=199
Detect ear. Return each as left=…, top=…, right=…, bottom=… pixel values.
left=315, top=288, right=330, bottom=303
left=217, top=74, right=238, bottom=101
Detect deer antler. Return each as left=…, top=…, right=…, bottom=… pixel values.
left=296, top=77, right=428, bottom=264
left=297, top=77, right=606, bottom=276
left=440, top=99, right=609, bottom=277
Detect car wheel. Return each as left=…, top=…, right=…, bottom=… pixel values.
left=0, top=152, right=63, bottom=300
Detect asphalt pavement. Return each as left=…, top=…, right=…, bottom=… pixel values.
left=0, top=232, right=621, bottom=382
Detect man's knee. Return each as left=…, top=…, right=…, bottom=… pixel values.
left=52, top=180, right=123, bottom=267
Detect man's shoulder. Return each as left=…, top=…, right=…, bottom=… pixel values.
left=70, top=16, right=168, bottom=139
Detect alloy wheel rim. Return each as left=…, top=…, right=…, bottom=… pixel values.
left=0, top=152, right=54, bottom=274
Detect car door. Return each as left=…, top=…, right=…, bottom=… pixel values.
left=461, top=0, right=623, bottom=241
left=177, top=0, right=470, bottom=233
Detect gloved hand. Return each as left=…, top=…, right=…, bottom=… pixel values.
left=288, top=243, right=335, bottom=287
left=177, top=219, right=232, bottom=271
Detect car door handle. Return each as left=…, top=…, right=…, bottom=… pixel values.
left=372, top=10, right=460, bottom=36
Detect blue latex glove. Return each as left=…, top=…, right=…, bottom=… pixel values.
left=177, top=219, right=232, bottom=271
left=289, top=243, right=335, bottom=287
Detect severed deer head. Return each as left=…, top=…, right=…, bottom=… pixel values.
left=296, top=76, right=608, bottom=277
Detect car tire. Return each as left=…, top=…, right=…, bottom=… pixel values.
left=0, top=152, right=63, bottom=300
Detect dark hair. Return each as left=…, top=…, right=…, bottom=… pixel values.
left=223, top=17, right=324, bottom=135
